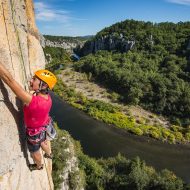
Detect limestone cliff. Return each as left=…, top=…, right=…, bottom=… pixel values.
left=78, top=34, right=135, bottom=56
left=41, top=35, right=85, bottom=53
left=0, top=0, right=52, bottom=189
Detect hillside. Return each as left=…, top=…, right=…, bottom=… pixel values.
left=41, top=27, right=190, bottom=188
left=74, top=20, right=190, bottom=127
left=60, top=68, right=169, bottom=128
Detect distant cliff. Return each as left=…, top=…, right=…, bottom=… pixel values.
left=41, top=35, right=92, bottom=53
left=78, top=34, right=135, bottom=56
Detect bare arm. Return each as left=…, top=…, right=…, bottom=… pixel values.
left=0, top=62, right=32, bottom=104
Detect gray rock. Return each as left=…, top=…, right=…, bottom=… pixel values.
left=0, top=1, right=83, bottom=190
left=80, top=35, right=136, bottom=56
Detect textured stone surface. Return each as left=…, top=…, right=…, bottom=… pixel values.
left=0, top=0, right=51, bottom=189
left=79, top=34, right=136, bottom=56
left=59, top=134, right=84, bottom=190
left=0, top=1, right=84, bottom=189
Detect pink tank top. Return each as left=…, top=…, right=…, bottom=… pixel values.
left=23, top=94, right=52, bottom=135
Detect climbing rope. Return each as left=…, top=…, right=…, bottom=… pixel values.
left=27, top=34, right=33, bottom=79
left=21, top=0, right=33, bottom=78
left=42, top=149, right=53, bottom=190
left=1, top=2, right=15, bottom=77
left=9, top=0, right=30, bottom=90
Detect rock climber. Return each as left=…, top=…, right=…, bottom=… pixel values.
left=0, top=62, right=57, bottom=170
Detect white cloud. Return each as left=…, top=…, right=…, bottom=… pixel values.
left=34, top=1, right=87, bottom=36
left=34, top=2, right=70, bottom=22
left=166, top=0, right=190, bottom=5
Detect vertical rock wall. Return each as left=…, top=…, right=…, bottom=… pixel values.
left=0, top=0, right=52, bottom=189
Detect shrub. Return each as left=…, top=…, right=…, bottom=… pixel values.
left=174, top=131, right=184, bottom=142
left=167, top=133, right=176, bottom=144
left=52, top=124, right=85, bottom=190
left=170, top=125, right=184, bottom=132
left=130, top=127, right=144, bottom=136
left=109, top=92, right=120, bottom=102
left=151, top=169, right=184, bottom=190
left=79, top=154, right=105, bottom=190
left=185, top=132, right=190, bottom=142
left=150, top=130, right=160, bottom=139
left=161, top=129, right=171, bottom=141
left=70, top=102, right=85, bottom=110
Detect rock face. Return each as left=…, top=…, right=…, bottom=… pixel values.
left=0, top=0, right=52, bottom=189
left=57, top=132, right=84, bottom=190
left=78, top=34, right=135, bottom=56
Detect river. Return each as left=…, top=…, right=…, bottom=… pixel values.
left=50, top=93, right=190, bottom=183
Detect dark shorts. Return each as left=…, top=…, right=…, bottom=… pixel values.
left=27, top=130, right=46, bottom=153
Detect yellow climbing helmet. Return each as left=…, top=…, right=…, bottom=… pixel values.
left=35, top=69, right=57, bottom=90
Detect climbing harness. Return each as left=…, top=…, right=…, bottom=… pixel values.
left=45, top=119, right=57, bottom=140
left=27, top=130, right=46, bottom=145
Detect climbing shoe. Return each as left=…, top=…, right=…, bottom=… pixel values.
left=44, top=153, right=53, bottom=159
left=29, top=164, right=43, bottom=171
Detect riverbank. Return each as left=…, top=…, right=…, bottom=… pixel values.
left=61, top=68, right=170, bottom=127
left=54, top=68, right=190, bottom=144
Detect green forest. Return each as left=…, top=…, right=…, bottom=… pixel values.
left=74, top=20, right=190, bottom=126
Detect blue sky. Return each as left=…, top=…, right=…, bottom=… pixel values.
left=34, top=0, right=190, bottom=37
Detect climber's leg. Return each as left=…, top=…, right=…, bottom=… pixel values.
left=30, top=150, right=43, bottom=168
left=41, top=140, right=52, bottom=158
left=27, top=142, right=43, bottom=168
left=27, top=132, right=46, bottom=169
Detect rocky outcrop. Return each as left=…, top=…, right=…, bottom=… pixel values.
left=0, top=0, right=51, bottom=189
left=78, top=34, right=135, bottom=56
left=57, top=132, right=84, bottom=190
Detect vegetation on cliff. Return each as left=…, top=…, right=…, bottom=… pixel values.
left=52, top=123, right=85, bottom=190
